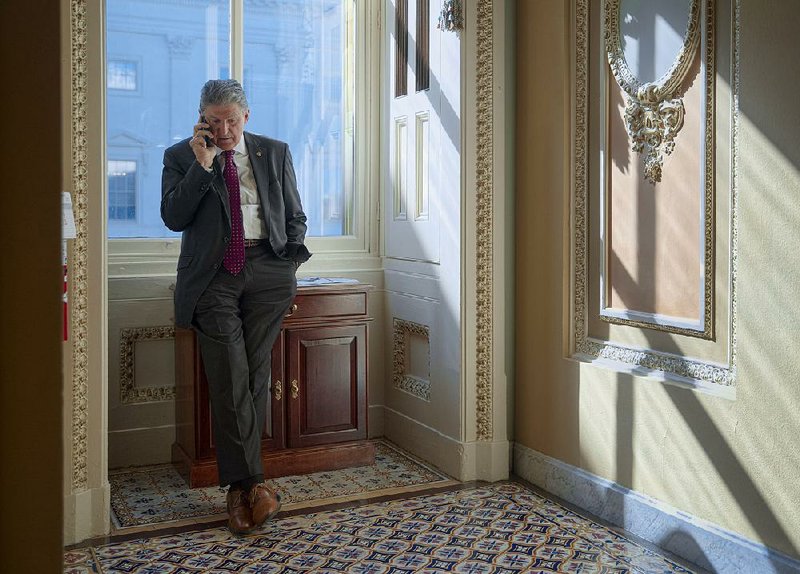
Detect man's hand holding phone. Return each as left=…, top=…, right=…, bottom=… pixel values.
left=190, top=115, right=215, bottom=170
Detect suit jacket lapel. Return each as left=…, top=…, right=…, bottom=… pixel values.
left=210, top=155, right=231, bottom=225
left=244, top=132, right=271, bottom=220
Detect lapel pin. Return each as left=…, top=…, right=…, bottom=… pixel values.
left=256, top=150, right=262, bottom=157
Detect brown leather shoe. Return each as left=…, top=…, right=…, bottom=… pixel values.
left=226, top=488, right=255, bottom=534
left=249, top=482, right=282, bottom=527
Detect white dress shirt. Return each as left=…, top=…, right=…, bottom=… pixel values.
left=213, top=138, right=267, bottom=240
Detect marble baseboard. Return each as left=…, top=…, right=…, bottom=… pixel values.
left=513, top=442, right=800, bottom=574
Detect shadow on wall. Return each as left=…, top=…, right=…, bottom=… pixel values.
left=657, top=531, right=710, bottom=573
left=602, top=2, right=800, bottom=569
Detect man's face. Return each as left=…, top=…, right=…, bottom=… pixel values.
left=202, top=103, right=249, bottom=151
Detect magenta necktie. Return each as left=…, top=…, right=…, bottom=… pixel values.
left=222, top=150, right=245, bottom=275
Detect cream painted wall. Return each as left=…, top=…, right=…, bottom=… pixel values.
left=515, top=0, right=800, bottom=560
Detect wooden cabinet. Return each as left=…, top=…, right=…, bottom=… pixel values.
left=173, top=283, right=374, bottom=487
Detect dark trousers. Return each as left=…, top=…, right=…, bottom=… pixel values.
left=192, top=244, right=297, bottom=487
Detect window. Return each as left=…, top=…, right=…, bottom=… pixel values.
left=108, top=59, right=138, bottom=91
left=105, top=0, right=358, bottom=241
left=108, top=160, right=137, bottom=221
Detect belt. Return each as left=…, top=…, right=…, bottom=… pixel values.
left=243, top=239, right=267, bottom=248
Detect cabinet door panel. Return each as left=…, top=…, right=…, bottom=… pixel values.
left=286, top=325, right=367, bottom=448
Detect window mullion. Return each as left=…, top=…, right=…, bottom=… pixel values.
left=231, top=0, right=244, bottom=81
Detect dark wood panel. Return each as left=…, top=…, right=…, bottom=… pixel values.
left=286, top=292, right=366, bottom=321
left=174, top=328, right=199, bottom=459
left=303, top=335, right=358, bottom=432
left=173, top=440, right=376, bottom=488
left=287, top=324, right=367, bottom=449
left=261, top=441, right=375, bottom=479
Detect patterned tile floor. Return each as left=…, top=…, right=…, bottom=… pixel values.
left=66, top=482, right=699, bottom=573
left=110, top=441, right=454, bottom=528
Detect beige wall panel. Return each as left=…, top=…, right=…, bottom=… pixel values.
left=607, top=56, right=703, bottom=320
left=515, top=0, right=800, bottom=559
left=514, top=0, right=582, bottom=464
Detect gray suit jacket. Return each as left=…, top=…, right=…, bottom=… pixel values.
left=161, top=132, right=311, bottom=328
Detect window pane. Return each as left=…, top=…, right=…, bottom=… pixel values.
left=106, top=0, right=230, bottom=238
left=108, top=60, right=138, bottom=91
left=108, top=160, right=137, bottom=220
left=395, top=0, right=408, bottom=97
left=415, top=0, right=429, bottom=92
left=244, top=0, right=355, bottom=237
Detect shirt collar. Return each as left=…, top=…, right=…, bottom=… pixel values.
left=214, top=136, right=247, bottom=157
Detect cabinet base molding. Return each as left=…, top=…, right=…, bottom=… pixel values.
left=172, top=440, right=376, bottom=488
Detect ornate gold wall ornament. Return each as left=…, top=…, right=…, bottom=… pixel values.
left=119, top=327, right=177, bottom=404
left=392, top=319, right=431, bottom=402
left=572, top=0, right=739, bottom=387
left=475, top=0, right=494, bottom=441
left=604, top=0, right=701, bottom=184
left=437, top=0, right=464, bottom=33
left=70, top=0, right=89, bottom=491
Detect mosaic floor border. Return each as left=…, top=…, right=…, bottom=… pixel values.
left=67, top=481, right=700, bottom=573
left=109, top=440, right=456, bottom=530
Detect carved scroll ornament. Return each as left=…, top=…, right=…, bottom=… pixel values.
left=604, top=0, right=700, bottom=184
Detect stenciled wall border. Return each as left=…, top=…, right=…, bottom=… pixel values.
left=119, top=326, right=176, bottom=404
left=475, top=0, right=494, bottom=440
left=392, top=318, right=431, bottom=401
left=70, top=0, right=89, bottom=491
left=571, top=0, right=739, bottom=387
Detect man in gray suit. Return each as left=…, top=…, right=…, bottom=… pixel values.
left=161, top=79, right=311, bottom=534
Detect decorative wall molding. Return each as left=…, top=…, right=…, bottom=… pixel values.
left=392, top=319, right=431, bottom=401
left=604, top=0, right=701, bottom=184
left=475, top=0, right=494, bottom=441
left=119, top=326, right=176, bottom=404
left=729, top=0, right=741, bottom=381
left=599, top=0, right=716, bottom=340
left=70, top=0, right=89, bottom=492
left=437, top=0, right=464, bottom=33
left=514, top=442, right=800, bottom=574
left=571, top=0, right=739, bottom=387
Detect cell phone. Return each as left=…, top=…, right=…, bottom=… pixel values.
left=200, top=115, right=212, bottom=146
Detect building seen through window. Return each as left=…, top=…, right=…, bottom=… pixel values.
left=108, top=59, right=138, bottom=91
left=106, top=0, right=354, bottom=239
left=108, top=160, right=137, bottom=221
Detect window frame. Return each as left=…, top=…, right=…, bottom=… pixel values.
left=107, top=0, right=381, bottom=274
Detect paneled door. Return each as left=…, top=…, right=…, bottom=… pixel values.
left=387, top=0, right=442, bottom=262
left=383, top=0, right=462, bottom=459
